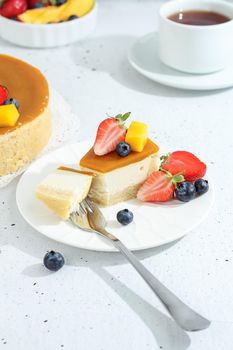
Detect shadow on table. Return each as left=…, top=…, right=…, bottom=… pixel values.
left=71, top=34, right=229, bottom=98
left=1, top=179, right=191, bottom=348
left=91, top=266, right=191, bottom=350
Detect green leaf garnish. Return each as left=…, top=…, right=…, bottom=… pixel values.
left=115, top=112, right=131, bottom=125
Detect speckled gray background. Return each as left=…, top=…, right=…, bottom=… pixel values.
left=0, top=1, right=233, bottom=350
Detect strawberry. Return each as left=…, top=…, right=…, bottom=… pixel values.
left=0, top=85, right=8, bottom=105
left=161, top=151, right=207, bottom=182
left=93, top=112, right=131, bottom=156
left=137, top=170, right=184, bottom=202
left=0, top=0, right=27, bottom=18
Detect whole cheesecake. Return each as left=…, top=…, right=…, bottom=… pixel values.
left=0, top=55, right=51, bottom=176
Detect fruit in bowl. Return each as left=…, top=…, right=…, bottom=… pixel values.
left=0, top=0, right=94, bottom=23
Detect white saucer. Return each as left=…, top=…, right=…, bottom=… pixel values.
left=128, top=32, right=233, bottom=91
left=16, top=141, right=214, bottom=252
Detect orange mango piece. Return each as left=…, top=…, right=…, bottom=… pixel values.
left=0, top=104, right=19, bottom=127
left=125, top=121, right=148, bottom=152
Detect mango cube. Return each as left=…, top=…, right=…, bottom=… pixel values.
left=0, top=104, right=19, bottom=127
left=19, top=0, right=94, bottom=24
left=125, top=121, right=148, bottom=152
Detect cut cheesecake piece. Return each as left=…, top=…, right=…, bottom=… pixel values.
left=35, top=167, right=93, bottom=220
left=80, top=139, right=160, bottom=206
left=0, top=55, right=51, bottom=176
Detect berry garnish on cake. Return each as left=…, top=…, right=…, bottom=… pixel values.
left=0, top=84, right=20, bottom=127
left=0, top=85, right=8, bottom=105
left=93, top=112, right=131, bottom=156
left=80, top=114, right=160, bottom=206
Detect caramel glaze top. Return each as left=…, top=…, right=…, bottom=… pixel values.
left=80, top=138, right=159, bottom=173
left=0, top=54, right=49, bottom=135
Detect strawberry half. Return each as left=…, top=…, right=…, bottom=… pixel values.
left=0, top=0, right=27, bottom=18
left=161, top=151, right=207, bottom=182
left=93, top=112, right=131, bottom=156
left=0, top=85, right=8, bottom=105
left=137, top=170, right=184, bottom=202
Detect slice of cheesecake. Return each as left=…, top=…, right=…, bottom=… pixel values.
left=35, top=167, right=94, bottom=220
left=79, top=139, right=160, bottom=206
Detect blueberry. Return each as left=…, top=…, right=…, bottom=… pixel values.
left=117, top=209, right=134, bottom=226
left=195, top=178, right=209, bottom=195
left=68, top=15, right=79, bottom=21
left=32, top=2, right=44, bottom=8
left=116, top=142, right=131, bottom=157
left=43, top=251, right=65, bottom=272
left=4, top=98, right=20, bottom=110
left=175, top=182, right=196, bottom=202
left=56, top=0, right=67, bottom=5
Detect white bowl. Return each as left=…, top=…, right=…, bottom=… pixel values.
left=0, top=2, right=97, bottom=48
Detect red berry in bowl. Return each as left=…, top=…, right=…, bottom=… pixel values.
left=0, top=0, right=27, bottom=18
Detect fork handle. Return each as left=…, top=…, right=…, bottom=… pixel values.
left=112, top=239, right=210, bottom=332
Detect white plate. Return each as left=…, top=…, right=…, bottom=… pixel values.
left=16, top=141, right=214, bottom=252
left=128, top=32, right=233, bottom=91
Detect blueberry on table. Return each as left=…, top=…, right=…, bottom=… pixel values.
left=4, top=98, right=20, bottom=110
left=68, top=15, right=79, bottom=21
left=43, top=251, right=65, bottom=271
left=117, top=209, right=134, bottom=225
left=175, top=182, right=196, bottom=202
left=195, top=178, right=209, bottom=195
left=116, top=142, right=131, bottom=157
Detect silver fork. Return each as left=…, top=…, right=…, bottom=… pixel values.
left=70, top=198, right=211, bottom=332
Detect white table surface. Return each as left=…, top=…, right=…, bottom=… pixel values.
left=1, top=1, right=233, bottom=349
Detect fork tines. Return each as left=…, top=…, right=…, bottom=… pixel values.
left=83, top=198, right=94, bottom=213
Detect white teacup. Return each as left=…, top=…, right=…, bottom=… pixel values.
left=158, top=0, right=233, bottom=74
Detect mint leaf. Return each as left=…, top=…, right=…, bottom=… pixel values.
left=121, top=112, right=131, bottom=121
left=115, top=112, right=131, bottom=125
